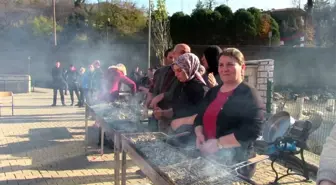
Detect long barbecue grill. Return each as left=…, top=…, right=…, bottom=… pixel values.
left=84, top=97, right=267, bottom=185
left=120, top=132, right=267, bottom=185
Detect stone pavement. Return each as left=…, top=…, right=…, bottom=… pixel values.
left=0, top=88, right=317, bottom=185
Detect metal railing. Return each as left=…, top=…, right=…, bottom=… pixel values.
left=274, top=97, right=335, bottom=161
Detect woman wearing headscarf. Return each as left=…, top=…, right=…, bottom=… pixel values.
left=100, top=63, right=136, bottom=102
left=153, top=53, right=209, bottom=133
left=201, top=45, right=222, bottom=87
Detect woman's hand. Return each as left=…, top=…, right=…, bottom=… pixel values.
left=149, top=93, right=164, bottom=108
left=199, top=139, right=219, bottom=155
left=153, top=107, right=163, bottom=120
left=196, top=134, right=205, bottom=149
left=208, top=73, right=218, bottom=87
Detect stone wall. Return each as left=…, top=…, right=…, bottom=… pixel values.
left=245, top=59, right=274, bottom=105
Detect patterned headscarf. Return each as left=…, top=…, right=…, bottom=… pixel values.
left=175, top=53, right=206, bottom=84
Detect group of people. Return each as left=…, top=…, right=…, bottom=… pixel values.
left=51, top=60, right=102, bottom=107
left=85, top=44, right=263, bottom=179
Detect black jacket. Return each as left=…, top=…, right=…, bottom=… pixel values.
left=195, top=82, right=264, bottom=143
left=51, top=67, right=66, bottom=89
left=195, top=82, right=264, bottom=165
left=172, top=78, right=209, bottom=119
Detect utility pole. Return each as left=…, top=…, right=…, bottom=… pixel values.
left=52, top=0, right=57, bottom=46
left=148, top=0, right=151, bottom=68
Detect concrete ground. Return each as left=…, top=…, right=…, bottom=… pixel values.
left=0, top=88, right=316, bottom=185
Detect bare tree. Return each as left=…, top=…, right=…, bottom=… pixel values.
left=150, top=0, right=172, bottom=65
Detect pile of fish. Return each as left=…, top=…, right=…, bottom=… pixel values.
left=128, top=133, right=249, bottom=185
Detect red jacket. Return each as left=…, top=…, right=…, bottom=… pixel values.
left=104, top=68, right=136, bottom=96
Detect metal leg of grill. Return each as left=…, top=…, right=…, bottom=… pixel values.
left=114, top=133, right=120, bottom=185
left=84, top=104, right=89, bottom=152
left=121, top=150, right=126, bottom=185
left=100, top=128, right=104, bottom=155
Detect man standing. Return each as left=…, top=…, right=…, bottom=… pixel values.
left=51, top=61, right=66, bottom=106
left=65, top=64, right=80, bottom=106
left=92, top=60, right=103, bottom=104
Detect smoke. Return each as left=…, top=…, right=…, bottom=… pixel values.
left=0, top=5, right=149, bottom=88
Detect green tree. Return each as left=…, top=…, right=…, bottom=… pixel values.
left=150, top=0, right=173, bottom=65
left=31, top=15, right=63, bottom=36
left=90, top=2, right=147, bottom=36
left=170, top=12, right=191, bottom=43
left=204, top=0, right=217, bottom=10
left=193, top=0, right=204, bottom=12
left=232, top=9, right=257, bottom=44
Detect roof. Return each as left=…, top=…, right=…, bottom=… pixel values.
left=267, top=8, right=307, bottom=16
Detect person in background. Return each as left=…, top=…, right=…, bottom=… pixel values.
left=163, top=48, right=174, bottom=66
left=51, top=61, right=66, bottom=106
left=149, top=43, right=191, bottom=109
left=100, top=63, right=136, bottom=102
left=65, top=64, right=81, bottom=106
left=92, top=60, right=103, bottom=103
left=153, top=53, right=208, bottom=134
left=62, top=67, right=68, bottom=95
left=78, top=67, right=86, bottom=107
left=199, top=65, right=206, bottom=76
left=144, top=48, right=175, bottom=132
left=317, top=124, right=336, bottom=185
left=201, top=45, right=222, bottom=87
left=130, top=66, right=141, bottom=84
left=138, top=68, right=155, bottom=93
left=81, top=64, right=95, bottom=105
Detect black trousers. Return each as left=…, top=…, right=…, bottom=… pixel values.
left=53, top=87, right=65, bottom=105
left=69, top=86, right=81, bottom=104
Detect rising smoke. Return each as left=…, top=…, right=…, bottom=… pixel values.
left=0, top=1, right=149, bottom=87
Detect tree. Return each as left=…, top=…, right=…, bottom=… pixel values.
left=31, top=15, right=63, bottom=36
left=204, top=0, right=217, bottom=10
left=90, top=2, right=147, bottom=36
left=193, top=0, right=204, bottom=12
left=151, top=0, right=173, bottom=65
left=232, top=9, right=257, bottom=44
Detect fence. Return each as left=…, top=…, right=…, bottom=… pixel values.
left=273, top=95, right=335, bottom=160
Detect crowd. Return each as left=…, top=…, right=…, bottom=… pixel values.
left=51, top=44, right=263, bottom=179
left=49, top=43, right=336, bottom=184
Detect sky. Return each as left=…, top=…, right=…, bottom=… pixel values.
left=89, top=0, right=294, bottom=15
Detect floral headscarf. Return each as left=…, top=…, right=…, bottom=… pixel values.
left=174, top=53, right=206, bottom=84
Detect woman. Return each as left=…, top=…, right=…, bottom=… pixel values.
left=201, top=45, right=222, bottom=87
left=100, top=63, right=136, bottom=102
left=153, top=53, right=208, bottom=134
left=194, top=48, right=264, bottom=178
